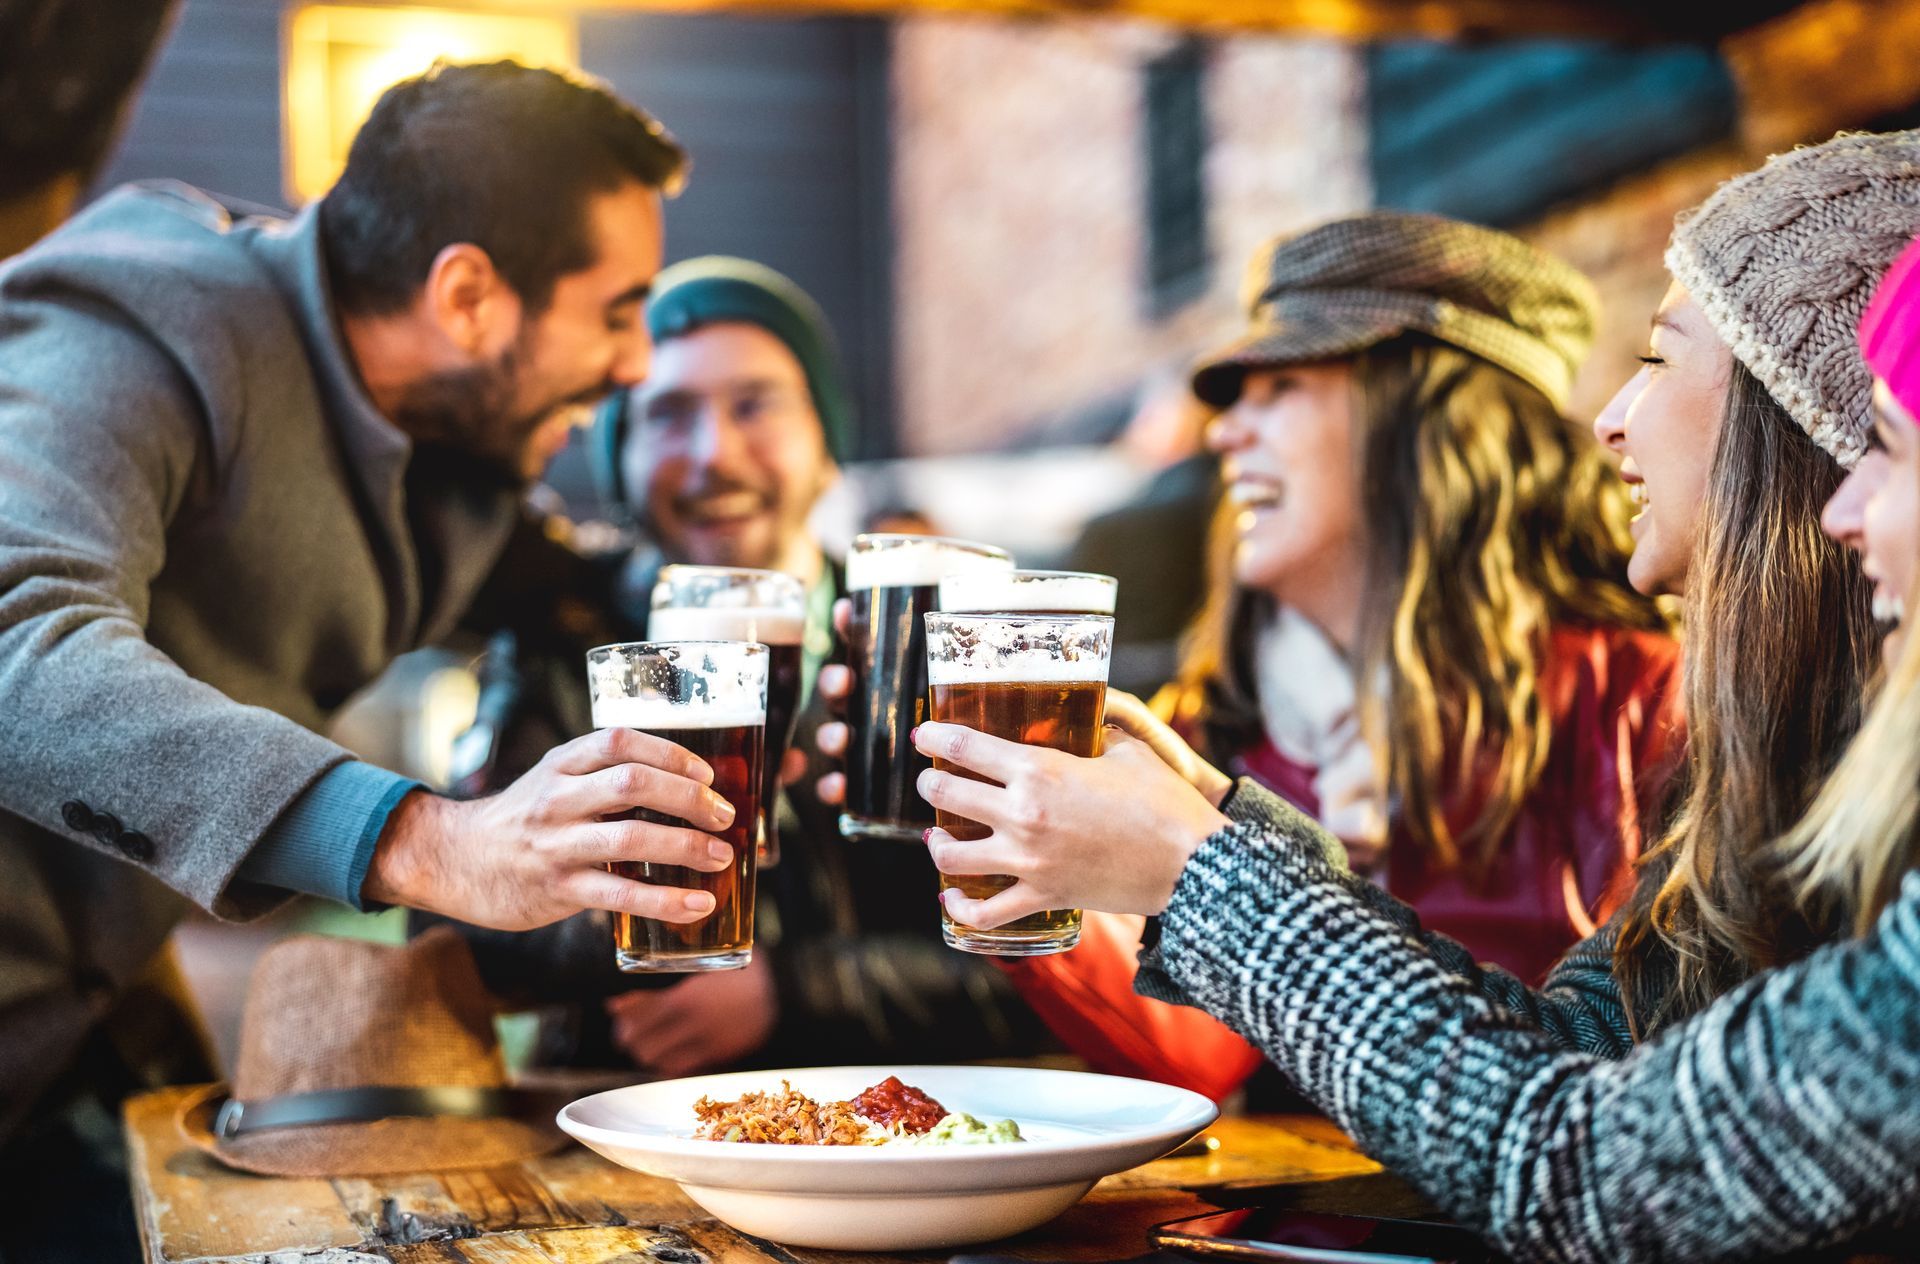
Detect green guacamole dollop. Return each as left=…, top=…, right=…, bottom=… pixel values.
left=898, top=1112, right=1025, bottom=1146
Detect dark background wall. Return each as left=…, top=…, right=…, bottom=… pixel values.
left=94, top=0, right=896, bottom=460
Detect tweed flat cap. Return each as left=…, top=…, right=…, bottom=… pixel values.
left=1666, top=128, right=1920, bottom=470
left=1192, top=211, right=1599, bottom=411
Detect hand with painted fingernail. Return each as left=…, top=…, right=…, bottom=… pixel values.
left=912, top=721, right=1229, bottom=930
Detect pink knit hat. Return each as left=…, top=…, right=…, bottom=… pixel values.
left=1860, top=235, right=1920, bottom=426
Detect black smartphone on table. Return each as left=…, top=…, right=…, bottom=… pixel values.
left=1152, top=1206, right=1498, bottom=1264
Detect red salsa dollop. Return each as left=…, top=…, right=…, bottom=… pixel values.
left=849, top=1076, right=949, bottom=1134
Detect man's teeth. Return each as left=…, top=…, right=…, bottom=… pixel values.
left=1873, top=591, right=1906, bottom=626
left=688, top=493, right=762, bottom=521
left=1627, top=483, right=1648, bottom=508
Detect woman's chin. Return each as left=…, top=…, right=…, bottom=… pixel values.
left=1626, top=546, right=1687, bottom=601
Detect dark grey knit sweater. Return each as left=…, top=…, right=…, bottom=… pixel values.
left=1139, top=779, right=1920, bottom=1263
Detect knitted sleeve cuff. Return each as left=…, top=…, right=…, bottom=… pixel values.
left=238, top=761, right=423, bottom=911
left=1133, top=818, right=1275, bottom=1008
left=1222, top=776, right=1350, bottom=871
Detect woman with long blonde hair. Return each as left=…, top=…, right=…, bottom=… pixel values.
left=904, top=136, right=1920, bottom=1260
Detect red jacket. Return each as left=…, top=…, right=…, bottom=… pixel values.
left=1001, top=623, right=1686, bottom=1102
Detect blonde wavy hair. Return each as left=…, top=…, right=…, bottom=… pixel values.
left=1774, top=570, right=1920, bottom=937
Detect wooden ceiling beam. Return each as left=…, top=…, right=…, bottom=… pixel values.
left=549, top=0, right=1802, bottom=43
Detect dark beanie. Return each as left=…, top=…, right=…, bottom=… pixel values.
left=644, top=256, right=854, bottom=462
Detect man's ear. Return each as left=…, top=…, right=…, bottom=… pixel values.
left=422, top=243, right=519, bottom=359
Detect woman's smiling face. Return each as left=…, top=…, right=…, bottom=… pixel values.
left=1208, top=362, right=1368, bottom=634
left=1823, top=381, right=1920, bottom=664
left=1592, top=283, right=1734, bottom=598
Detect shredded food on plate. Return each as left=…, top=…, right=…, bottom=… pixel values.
left=692, top=1080, right=890, bottom=1146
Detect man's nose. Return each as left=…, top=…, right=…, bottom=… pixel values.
left=609, top=327, right=652, bottom=390
left=689, top=409, right=748, bottom=469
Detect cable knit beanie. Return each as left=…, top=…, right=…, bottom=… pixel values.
left=1666, top=129, right=1920, bottom=470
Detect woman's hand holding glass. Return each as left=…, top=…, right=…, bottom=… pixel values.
left=908, top=719, right=1229, bottom=928
left=810, top=594, right=1233, bottom=927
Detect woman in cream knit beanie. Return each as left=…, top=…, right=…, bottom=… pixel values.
left=1595, top=128, right=1920, bottom=1029
left=1665, top=129, right=1920, bottom=469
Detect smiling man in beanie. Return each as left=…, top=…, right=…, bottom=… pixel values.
left=612, top=254, right=853, bottom=583
left=442, top=257, right=1053, bottom=1079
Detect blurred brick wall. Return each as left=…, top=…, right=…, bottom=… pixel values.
left=889, top=18, right=1368, bottom=454
left=887, top=8, right=1920, bottom=452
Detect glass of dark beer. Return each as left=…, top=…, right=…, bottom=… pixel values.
left=923, top=612, right=1113, bottom=955
left=938, top=568, right=1118, bottom=616
left=649, top=566, right=807, bottom=869
left=585, top=640, right=767, bottom=972
left=840, top=534, right=1013, bottom=842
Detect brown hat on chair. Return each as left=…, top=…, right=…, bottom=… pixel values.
left=177, top=928, right=568, bottom=1177
left=1192, top=210, right=1599, bottom=412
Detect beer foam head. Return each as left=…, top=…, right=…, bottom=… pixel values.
left=939, top=570, right=1117, bottom=614
left=586, top=641, right=768, bottom=729
left=925, top=615, right=1113, bottom=685
left=590, top=696, right=766, bottom=730
left=648, top=606, right=805, bottom=645
left=845, top=535, right=1013, bottom=590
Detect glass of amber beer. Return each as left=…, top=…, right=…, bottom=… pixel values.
left=840, top=534, right=1013, bottom=842
left=649, top=566, right=807, bottom=868
left=923, top=612, right=1113, bottom=955
left=585, top=640, right=767, bottom=972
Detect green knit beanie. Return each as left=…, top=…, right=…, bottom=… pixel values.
left=588, top=257, right=854, bottom=508
left=645, top=255, right=854, bottom=462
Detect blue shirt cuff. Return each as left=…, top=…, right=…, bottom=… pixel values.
left=239, top=761, right=423, bottom=910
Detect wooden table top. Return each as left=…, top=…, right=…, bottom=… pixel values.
left=125, top=1084, right=1433, bottom=1264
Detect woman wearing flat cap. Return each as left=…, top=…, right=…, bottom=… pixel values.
left=987, top=211, right=1683, bottom=1102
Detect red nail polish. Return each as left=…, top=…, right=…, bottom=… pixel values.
left=922, top=828, right=934, bottom=845
left=910, top=726, right=922, bottom=744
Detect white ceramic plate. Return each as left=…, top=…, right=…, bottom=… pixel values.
left=558, top=1064, right=1218, bottom=1251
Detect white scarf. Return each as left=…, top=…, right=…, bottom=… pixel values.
left=1254, top=607, right=1390, bottom=871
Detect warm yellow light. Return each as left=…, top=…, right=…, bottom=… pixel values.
left=283, top=4, right=578, bottom=204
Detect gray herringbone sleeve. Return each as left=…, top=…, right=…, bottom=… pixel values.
left=1142, top=787, right=1920, bottom=1262
left=1138, top=779, right=1640, bottom=1056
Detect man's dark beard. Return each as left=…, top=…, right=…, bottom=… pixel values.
left=390, top=335, right=547, bottom=485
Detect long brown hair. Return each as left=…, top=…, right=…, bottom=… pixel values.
left=1613, top=362, right=1878, bottom=1035
left=1170, top=335, right=1665, bottom=873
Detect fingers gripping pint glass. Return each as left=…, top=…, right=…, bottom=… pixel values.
left=840, top=534, right=1013, bottom=842
left=923, top=613, right=1113, bottom=955
left=586, top=641, right=767, bottom=972
left=649, top=566, right=807, bottom=868
left=937, top=569, right=1118, bottom=616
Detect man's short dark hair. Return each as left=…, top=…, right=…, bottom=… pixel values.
left=319, top=60, right=686, bottom=317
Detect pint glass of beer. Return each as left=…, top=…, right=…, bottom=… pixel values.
left=938, top=568, right=1118, bottom=616
left=923, top=612, right=1113, bottom=955
left=840, top=534, right=1013, bottom=842
left=649, top=566, right=807, bottom=868
left=585, top=640, right=767, bottom=972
